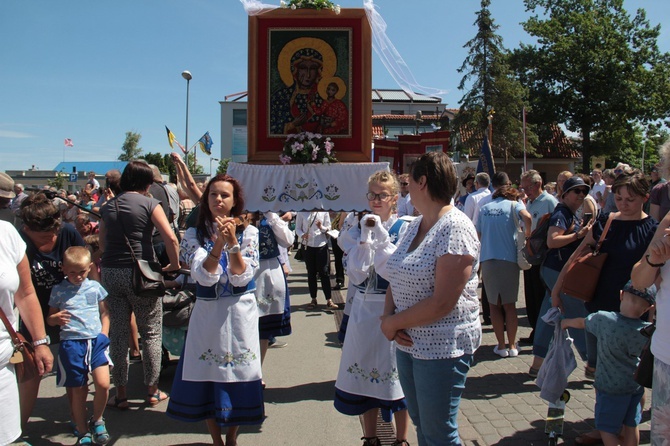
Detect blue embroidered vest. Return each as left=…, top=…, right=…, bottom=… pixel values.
left=196, top=231, right=255, bottom=300
left=258, top=219, right=280, bottom=260
left=354, top=218, right=406, bottom=294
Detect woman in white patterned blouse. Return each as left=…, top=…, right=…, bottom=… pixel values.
left=379, top=152, right=482, bottom=446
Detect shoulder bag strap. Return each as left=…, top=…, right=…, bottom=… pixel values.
left=594, top=212, right=617, bottom=255
left=511, top=201, right=521, bottom=230
left=114, top=197, right=139, bottom=263
left=0, top=306, right=22, bottom=349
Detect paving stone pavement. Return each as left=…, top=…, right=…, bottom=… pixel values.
left=20, top=256, right=651, bottom=445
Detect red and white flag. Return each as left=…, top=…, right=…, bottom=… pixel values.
left=64, top=138, right=74, bottom=147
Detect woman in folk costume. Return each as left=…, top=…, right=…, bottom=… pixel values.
left=167, top=175, right=262, bottom=446
left=334, top=170, right=412, bottom=446
left=254, top=211, right=294, bottom=380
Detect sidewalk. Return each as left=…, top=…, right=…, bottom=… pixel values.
left=21, top=256, right=651, bottom=445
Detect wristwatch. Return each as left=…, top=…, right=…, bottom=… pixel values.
left=32, top=336, right=51, bottom=347
left=226, top=244, right=241, bottom=254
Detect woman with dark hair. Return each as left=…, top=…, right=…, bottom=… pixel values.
left=379, top=152, right=481, bottom=445
left=167, top=174, right=263, bottom=446
left=17, top=192, right=85, bottom=427
left=552, top=173, right=657, bottom=446
left=99, top=160, right=179, bottom=410
left=529, top=176, right=592, bottom=377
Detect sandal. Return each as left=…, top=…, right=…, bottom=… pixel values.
left=307, top=299, right=318, bottom=309
left=528, top=366, right=540, bottom=379
left=106, top=395, right=129, bottom=411
left=392, top=441, right=411, bottom=446
left=89, top=418, right=110, bottom=445
left=69, top=420, right=81, bottom=437
left=361, top=437, right=380, bottom=446
left=326, top=299, right=338, bottom=309
left=146, top=390, right=169, bottom=406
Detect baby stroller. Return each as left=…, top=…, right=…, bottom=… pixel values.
left=161, top=271, right=195, bottom=369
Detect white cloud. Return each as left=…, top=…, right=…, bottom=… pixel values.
left=0, top=130, right=36, bottom=139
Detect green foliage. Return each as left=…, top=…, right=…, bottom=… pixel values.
left=47, top=169, right=67, bottom=190
left=185, top=152, right=204, bottom=175
left=118, top=131, right=143, bottom=161
left=142, top=152, right=177, bottom=182
left=452, top=0, right=538, bottom=165
left=282, top=0, right=340, bottom=12
left=512, top=0, right=670, bottom=172
left=217, top=158, right=231, bottom=175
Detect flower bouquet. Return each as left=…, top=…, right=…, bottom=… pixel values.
left=279, top=132, right=337, bottom=164
left=280, top=0, right=341, bottom=14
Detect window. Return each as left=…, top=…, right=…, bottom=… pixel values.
left=232, top=109, right=247, bottom=126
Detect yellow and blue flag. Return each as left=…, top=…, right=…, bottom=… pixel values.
left=198, top=131, right=213, bottom=155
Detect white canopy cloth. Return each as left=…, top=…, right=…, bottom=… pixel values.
left=226, top=162, right=390, bottom=212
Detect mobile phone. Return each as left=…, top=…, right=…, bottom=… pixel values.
left=584, top=212, right=593, bottom=223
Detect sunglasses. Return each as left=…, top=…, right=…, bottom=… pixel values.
left=400, top=182, right=409, bottom=186
left=366, top=192, right=393, bottom=202
left=25, top=210, right=61, bottom=232
left=571, top=188, right=589, bottom=195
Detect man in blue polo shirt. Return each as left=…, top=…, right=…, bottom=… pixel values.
left=519, top=170, right=558, bottom=344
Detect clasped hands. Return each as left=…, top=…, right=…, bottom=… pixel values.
left=380, top=314, right=413, bottom=347
left=215, top=216, right=239, bottom=248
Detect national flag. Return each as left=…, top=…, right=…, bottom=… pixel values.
left=64, top=138, right=74, bottom=147
left=198, top=131, right=213, bottom=155
left=165, top=126, right=186, bottom=154
left=476, top=134, right=496, bottom=178
left=165, top=126, right=176, bottom=148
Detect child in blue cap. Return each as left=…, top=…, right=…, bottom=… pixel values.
left=562, top=280, right=655, bottom=446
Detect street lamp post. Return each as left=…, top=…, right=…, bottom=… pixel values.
left=210, top=158, right=219, bottom=178
left=181, top=70, right=192, bottom=172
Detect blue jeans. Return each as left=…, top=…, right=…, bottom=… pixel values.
left=396, top=349, right=473, bottom=446
left=532, top=266, right=588, bottom=360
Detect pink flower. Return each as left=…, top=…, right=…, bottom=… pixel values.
left=279, top=154, right=292, bottom=164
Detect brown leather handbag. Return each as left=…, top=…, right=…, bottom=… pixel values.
left=560, top=213, right=615, bottom=302
left=0, top=307, right=39, bottom=383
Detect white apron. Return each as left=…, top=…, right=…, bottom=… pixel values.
left=182, top=292, right=262, bottom=383
left=335, top=290, right=404, bottom=400
left=254, top=257, right=286, bottom=317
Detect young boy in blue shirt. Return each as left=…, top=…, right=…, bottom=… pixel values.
left=48, top=246, right=111, bottom=445
left=562, top=280, right=654, bottom=446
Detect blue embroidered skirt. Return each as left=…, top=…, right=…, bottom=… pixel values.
left=167, top=354, right=265, bottom=426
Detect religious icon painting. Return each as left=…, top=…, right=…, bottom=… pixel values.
left=248, top=8, right=372, bottom=163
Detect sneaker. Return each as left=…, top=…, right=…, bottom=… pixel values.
left=508, top=348, right=519, bottom=357
left=269, top=340, right=288, bottom=348
left=493, top=346, right=509, bottom=358
left=88, top=418, right=110, bottom=445
left=76, top=434, right=94, bottom=445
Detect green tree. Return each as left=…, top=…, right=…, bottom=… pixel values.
left=118, top=131, right=143, bottom=161
left=452, top=0, right=538, bottom=166
left=185, top=152, right=204, bottom=175
left=512, top=0, right=670, bottom=173
left=47, top=169, right=67, bottom=190
left=142, top=152, right=177, bottom=181
left=217, top=158, right=231, bottom=175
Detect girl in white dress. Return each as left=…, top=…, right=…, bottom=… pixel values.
left=167, top=175, right=261, bottom=446
left=335, top=170, right=411, bottom=446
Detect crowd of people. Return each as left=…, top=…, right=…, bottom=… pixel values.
left=0, top=145, right=669, bottom=445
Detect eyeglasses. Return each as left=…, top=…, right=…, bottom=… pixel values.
left=571, top=188, right=589, bottom=195
left=366, top=192, right=393, bottom=202
left=614, top=169, right=623, bottom=174
left=400, top=182, right=409, bottom=186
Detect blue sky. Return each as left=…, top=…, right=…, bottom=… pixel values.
left=1, top=0, right=668, bottom=172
